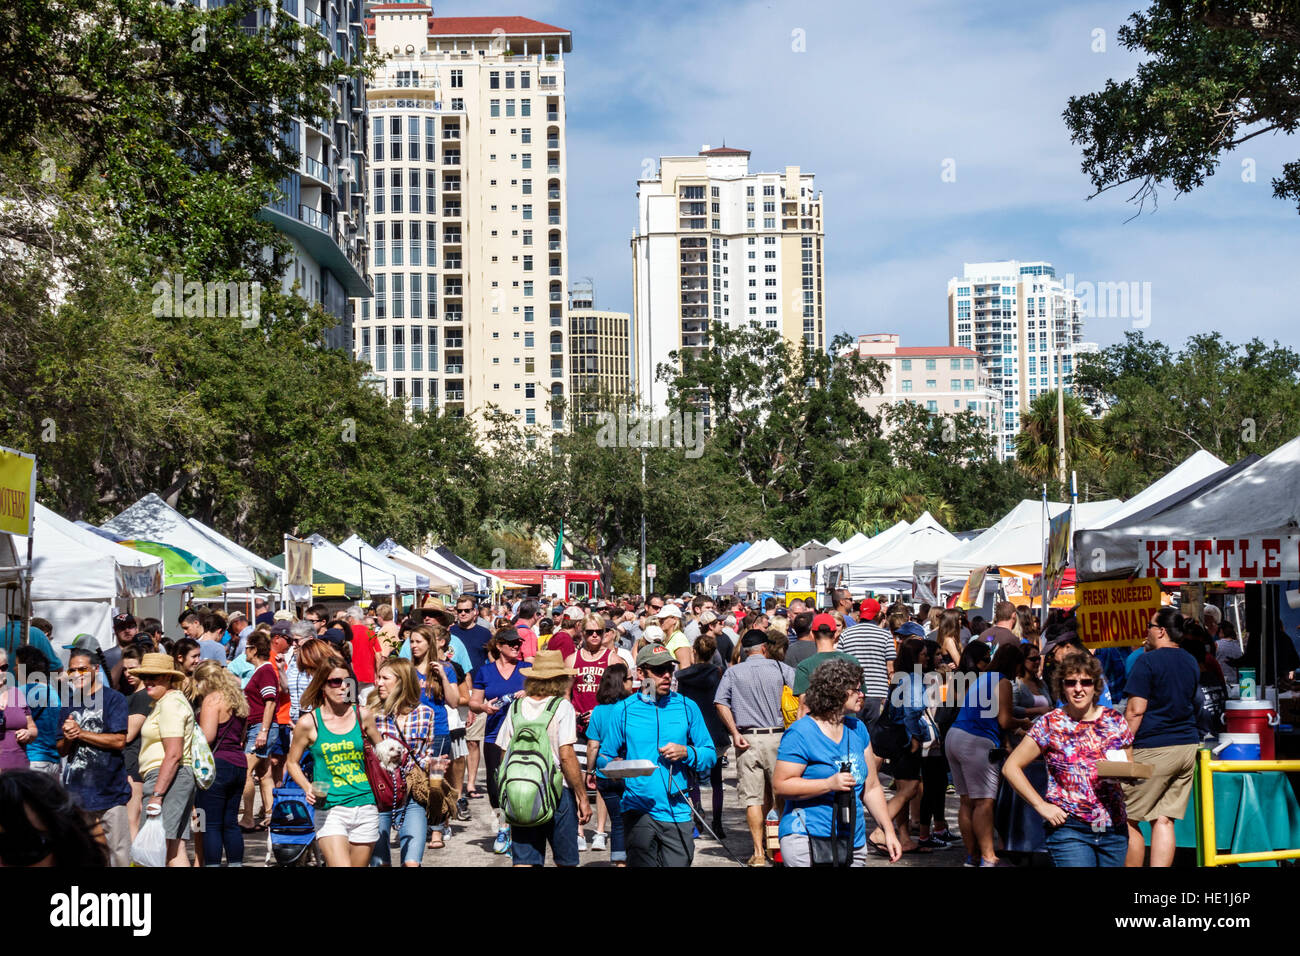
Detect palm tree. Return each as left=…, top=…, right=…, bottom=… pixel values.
left=852, top=467, right=956, bottom=530
left=1014, top=390, right=1110, bottom=493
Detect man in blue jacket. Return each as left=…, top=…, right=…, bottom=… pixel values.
left=600, top=643, right=716, bottom=867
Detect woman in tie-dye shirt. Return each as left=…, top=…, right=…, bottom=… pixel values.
left=1002, top=652, right=1133, bottom=867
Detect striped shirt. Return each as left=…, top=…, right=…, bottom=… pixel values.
left=715, top=654, right=794, bottom=729
left=837, top=622, right=896, bottom=698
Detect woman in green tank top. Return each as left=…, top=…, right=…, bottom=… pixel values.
left=286, top=657, right=384, bottom=867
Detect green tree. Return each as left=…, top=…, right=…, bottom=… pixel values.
left=1064, top=1, right=1300, bottom=214
left=1075, top=331, right=1300, bottom=495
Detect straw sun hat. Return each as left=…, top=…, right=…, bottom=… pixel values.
left=525, top=649, right=577, bottom=680
left=132, top=653, right=186, bottom=680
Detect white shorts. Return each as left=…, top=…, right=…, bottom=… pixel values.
left=315, top=803, right=380, bottom=843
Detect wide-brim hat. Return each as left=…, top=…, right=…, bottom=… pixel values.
left=420, top=595, right=454, bottom=625
left=133, top=653, right=187, bottom=680
left=525, top=649, right=577, bottom=679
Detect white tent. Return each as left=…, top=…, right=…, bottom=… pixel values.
left=339, top=535, right=428, bottom=591
left=704, top=539, right=785, bottom=591
left=306, top=535, right=394, bottom=594
left=914, top=497, right=1122, bottom=586
left=717, top=568, right=812, bottom=596
left=104, top=493, right=261, bottom=591
left=825, top=537, right=842, bottom=550
left=1085, top=450, right=1228, bottom=531
left=30, top=503, right=164, bottom=653
left=187, top=517, right=283, bottom=594
left=425, top=546, right=492, bottom=592
left=375, top=540, right=462, bottom=592
left=816, top=521, right=912, bottom=583
left=845, top=512, right=960, bottom=592
left=1077, top=435, right=1300, bottom=581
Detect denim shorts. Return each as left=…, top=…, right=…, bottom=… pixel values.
left=245, top=723, right=291, bottom=758
left=510, top=786, right=579, bottom=867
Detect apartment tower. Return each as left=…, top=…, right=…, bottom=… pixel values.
left=947, top=260, right=1087, bottom=460
left=567, top=284, right=632, bottom=426
left=631, top=147, right=825, bottom=415
left=355, top=5, right=572, bottom=431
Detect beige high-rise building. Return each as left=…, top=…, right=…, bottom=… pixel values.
left=631, top=147, right=825, bottom=415
left=567, top=286, right=632, bottom=427
left=354, top=6, right=572, bottom=434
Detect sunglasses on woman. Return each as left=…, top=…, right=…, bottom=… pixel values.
left=1062, top=678, right=1094, bottom=688
left=584, top=629, right=602, bottom=636
left=325, top=677, right=347, bottom=688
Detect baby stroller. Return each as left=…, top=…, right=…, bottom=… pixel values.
left=268, top=781, right=322, bottom=866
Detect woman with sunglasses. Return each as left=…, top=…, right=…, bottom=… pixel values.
left=568, top=614, right=615, bottom=852
left=285, top=658, right=385, bottom=867
left=1001, top=652, right=1133, bottom=866
left=468, top=627, right=532, bottom=854
left=1013, top=646, right=1051, bottom=718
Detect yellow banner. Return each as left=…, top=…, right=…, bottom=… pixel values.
left=312, top=582, right=348, bottom=597
left=1076, top=577, right=1162, bottom=649
left=784, top=591, right=815, bottom=607
left=0, top=447, right=36, bottom=537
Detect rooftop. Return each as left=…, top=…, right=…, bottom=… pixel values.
left=366, top=12, right=571, bottom=38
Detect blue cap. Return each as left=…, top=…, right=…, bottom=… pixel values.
left=896, top=621, right=926, bottom=638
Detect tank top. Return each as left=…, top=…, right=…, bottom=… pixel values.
left=951, top=671, right=1005, bottom=745
left=308, top=708, right=373, bottom=809
left=571, top=648, right=613, bottom=716
left=212, top=711, right=248, bottom=768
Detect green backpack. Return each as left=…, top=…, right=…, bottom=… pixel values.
left=499, top=696, right=565, bottom=828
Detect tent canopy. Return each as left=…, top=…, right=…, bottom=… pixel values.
left=339, top=535, right=427, bottom=591
left=915, top=498, right=1122, bottom=583
left=690, top=542, right=748, bottom=584
left=32, top=503, right=164, bottom=601
left=103, top=494, right=264, bottom=591
left=844, top=512, right=959, bottom=591
left=429, top=546, right=491, bottom=592
left=1076, top=435, right=1300, bottom=581
left=375, top=540, right=461, bottom=592
left=705, top=539, right=785, bottom=589
left=187, top=518, right=282, bottom=591
left=748, top=542, right=839, bottom=572
left=817, top=521, right=912, bottom=580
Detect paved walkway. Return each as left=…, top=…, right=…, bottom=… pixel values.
left=229, top=757, right=967, bottom=868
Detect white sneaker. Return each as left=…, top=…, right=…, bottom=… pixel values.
left=576, top=833, right=589, bottom=852
left=591, top=832, right=607, bottom=851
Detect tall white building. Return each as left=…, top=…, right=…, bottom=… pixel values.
left=631, top=147, right=825, bottom=414
left=947, top=260, right=1088, bottom=460
left=355, top=5, right=571, bottom=434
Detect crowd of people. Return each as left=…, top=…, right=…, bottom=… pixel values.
left=0, top=587, right=1240, bottom=868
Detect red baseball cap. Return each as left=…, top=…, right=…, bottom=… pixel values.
left=812, top=612, right=838, bottom=633
left=859, top=598, right=881, bottom=620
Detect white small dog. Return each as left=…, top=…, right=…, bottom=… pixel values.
left=375, top=738, right=404, bottom=772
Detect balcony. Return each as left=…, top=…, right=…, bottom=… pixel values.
left=547, top=138, right=559, bottom=150
left=443, top=206, right=461, bottom=217
left=548, top=240, right=561, bottom=251
left=443, top=129, right=461, bottom=140
left=549, top=291, right=562, bottom=302
left=302, top=156, right=329, bottom=184
left=550, top=341, right=562, bottom=353
left=444, top=152, right=461, bottom=165
left=548, top=214, right=560, bottom=224
left=444, top=258, right=462, bottom=270
left=546, top=111, right=559, bottom=122
left=446, top=391, right=464, bottom=402
left=551, top=368, right=563, bottom=379
left=444, top=338, right=463, bottom=348
left=299, top=204, right=330, bottom=233
left=444, top=311, right=463, bottom=322
left=443, top=179, right=461, bottom=192
left=444, top=231, right=461, bottom=244
left=444, top=284, right=463, bottom=297
left=445, top=364, right=464, bottom=375
left=547, top=163, right=560, bottom=174
left=302, top=8, right=326, bottom=35
left=548, top=267, right=562, bottom=276
left=547, top=189, right=560, bottom=200
left=551, top=315, right=562, bottom=327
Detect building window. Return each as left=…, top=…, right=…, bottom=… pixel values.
left=489, top=71, right=499, bottom=89
left=925, top=358, right=936, bottom=370
left=925, top=379, right=936, bottom=389
left=490, top=100, right=500, bottom=118
left=450, top=69, right=463, bottom=88
left=926, top=400, right=938, bottom=412
left=901, top=379, right=912, bottom=392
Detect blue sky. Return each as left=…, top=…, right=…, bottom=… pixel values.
left=478, top=0, right=1300, bottom=350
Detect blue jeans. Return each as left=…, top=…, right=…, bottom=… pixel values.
left=193, top=760, right=247, bottom=866
left=597, top=778, right=626, bottom=863
left=371, top=799, right=429, bottom=866
left=1045, top=816, right=1127, bottom=867
left=511, top=786, right=579, bottom=866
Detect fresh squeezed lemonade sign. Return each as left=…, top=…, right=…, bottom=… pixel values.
left=1076, top=577, right=1162, bottom=649
left=1140, top=536, right=1300, bottom=582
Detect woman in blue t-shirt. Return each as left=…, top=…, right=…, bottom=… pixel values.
left=467, top=628, right=531, bottom=850
left=773, top=657, right=902, bottom=867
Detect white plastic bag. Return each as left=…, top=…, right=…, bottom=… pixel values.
left=130, top=813, right=167, bottom=867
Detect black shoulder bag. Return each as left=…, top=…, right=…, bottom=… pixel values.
left=808, top=727, right=856, bottom=867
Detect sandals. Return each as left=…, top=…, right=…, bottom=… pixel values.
left=465, top=788, right=485, bottom=799
left=428, top=832, right=446, bottom=850
left=867, top=838, right=891, bottom=857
